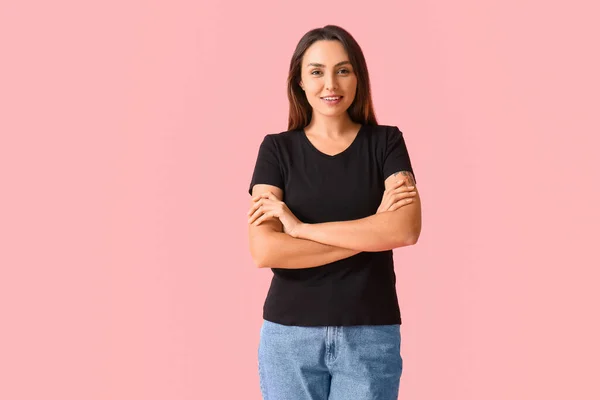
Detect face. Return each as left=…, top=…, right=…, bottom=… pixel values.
left=299, top=40, right=358, bottom=119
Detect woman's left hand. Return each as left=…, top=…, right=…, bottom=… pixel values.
left=247, top=192, right=304, bottom=238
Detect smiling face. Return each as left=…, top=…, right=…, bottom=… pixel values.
left=299, top=40, right=358, bottom=120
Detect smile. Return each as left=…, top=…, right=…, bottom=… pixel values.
left=321, top=96, right=343, bottom=105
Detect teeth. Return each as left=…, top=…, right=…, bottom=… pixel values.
left=323, top=97, right=340, bottom=100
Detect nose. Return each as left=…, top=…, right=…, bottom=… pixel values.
left=324, top=72, right=338, bottom=91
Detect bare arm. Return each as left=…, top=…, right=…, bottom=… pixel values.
left=248, top=184, right=360, bottom=269
left=294, top=171, right=422, bottom=252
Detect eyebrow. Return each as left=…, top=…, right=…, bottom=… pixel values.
left=306, top=61, right=351, bottom=68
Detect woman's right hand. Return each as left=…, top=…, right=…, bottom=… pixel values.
left=376, top=179, right=417, bottom=213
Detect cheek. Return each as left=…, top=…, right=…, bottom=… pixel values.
left=345, top=77, right=358, bottom=91
left=306, top=88, right=322, bottom=103
left=345, top=81, right=358, bottom=99
left=305, top=82, right=321, bottom=94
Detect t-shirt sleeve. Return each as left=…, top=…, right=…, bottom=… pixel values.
left=248, top=134, right=284, bottom=195
left=383, top=126, right=417, bottom=184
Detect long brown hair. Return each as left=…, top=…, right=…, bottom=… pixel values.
left=287, top=25, right=378, bottom=131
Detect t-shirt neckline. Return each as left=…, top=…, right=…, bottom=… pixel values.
left=301, top=124, right=364, bottom=158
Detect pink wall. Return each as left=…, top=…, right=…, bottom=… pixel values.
left=1, top=0, right=599, bottom=399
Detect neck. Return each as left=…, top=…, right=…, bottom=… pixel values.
left=304, top=114, right=358, bottom=139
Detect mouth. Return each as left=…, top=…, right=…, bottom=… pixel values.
left=320, top=95, right=343, bottom=105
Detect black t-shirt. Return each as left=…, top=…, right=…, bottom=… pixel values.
left=248, top=124, right=416, bottom=326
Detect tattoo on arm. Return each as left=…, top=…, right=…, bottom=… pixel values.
left=393, top=171, right=416, bottom=186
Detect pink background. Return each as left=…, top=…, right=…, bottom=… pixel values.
left=1, top=0, right=599, bottom=399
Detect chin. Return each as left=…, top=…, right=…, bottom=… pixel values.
left=318, top=108, right=350, bottom=117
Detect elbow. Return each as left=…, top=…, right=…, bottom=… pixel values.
left=388, top=211, right=421, bottom=249
left=249, top=239, right=262, bottom=267
left=392, top=238, right=415, bottom=249
left=401, top=220, right=421, bottom=247
left=249, top=228, right=284, bottom=268
left=405, top=234, right=419, bottom=246
left=251, top=254, right=264, bottom=268
left=394, top=230, right=420, bottom=248
left=250, top=248, right=269, bottom=268
left=250, top=238, right=274, bottom=268
left=405, top=228, right=421, bottom=246
left=254, top=259, right=268, bottom=269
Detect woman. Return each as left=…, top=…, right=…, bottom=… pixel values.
left=247, top=25, right=421, bottom=400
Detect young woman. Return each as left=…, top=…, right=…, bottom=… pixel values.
left=247, top=25, right=421, bottom=400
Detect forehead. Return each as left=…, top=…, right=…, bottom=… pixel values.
left=302, top=40, right=349, bottom=65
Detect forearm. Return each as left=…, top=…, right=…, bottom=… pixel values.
left=295, top=212, right=419, bottom=252
left=255, top=231, right=360, bottom=269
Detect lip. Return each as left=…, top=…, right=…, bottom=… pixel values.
left=320, top=95, right=343, bottom=98
left=320, top=96, right=343, bottom=106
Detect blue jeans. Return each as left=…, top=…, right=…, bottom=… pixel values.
left=258, top=319, right=403, bottom=399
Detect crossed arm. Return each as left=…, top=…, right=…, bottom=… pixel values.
left=248, top=171, right=421, bottom=269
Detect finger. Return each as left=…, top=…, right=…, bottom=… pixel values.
left=248, top=201, right=271, bottom=224
left=261, top=192, right=281, bottom=204
left=249, top=201, right=278, bottom=224
left=389, top=198, right=414, bottom=211
left=247, top=198, right=264, bottom=216
left=260, top=192, right=276, bottom=199
left=389, top=202, right=402, bottom=212
left=384, top=179, right=407, bottom=194
left=251, top=192, right=272, bottom=202
left=390, top=192, right=416, bottom=205
left=248, top=197, right=277, bottom=217
left=253, top=211, right=274, bottom=226
left=380, top=187, right=395, bottom=206
left=393, top=178, right=406, bottom=187
left=393, top=187, right=417, bottom=195
left=380, top=197, right=393, bottom=212
left=380, top=181, right=408, bottom=212
left=248, top=206, right=264, bottom=224
left=247, top=203, right=258, bottom=217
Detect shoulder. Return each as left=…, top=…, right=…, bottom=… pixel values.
left=363, top=124, right=402, bottom=139
left=266, top=128, right=302, bottom=142
left=259, top=128, right=303, bottom=152
left=362, top=124, right=405, bottom=149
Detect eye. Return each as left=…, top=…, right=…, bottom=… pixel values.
left=338, top=68, right=350, bottom=74
left=310, top=70, right=321, bottom=75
